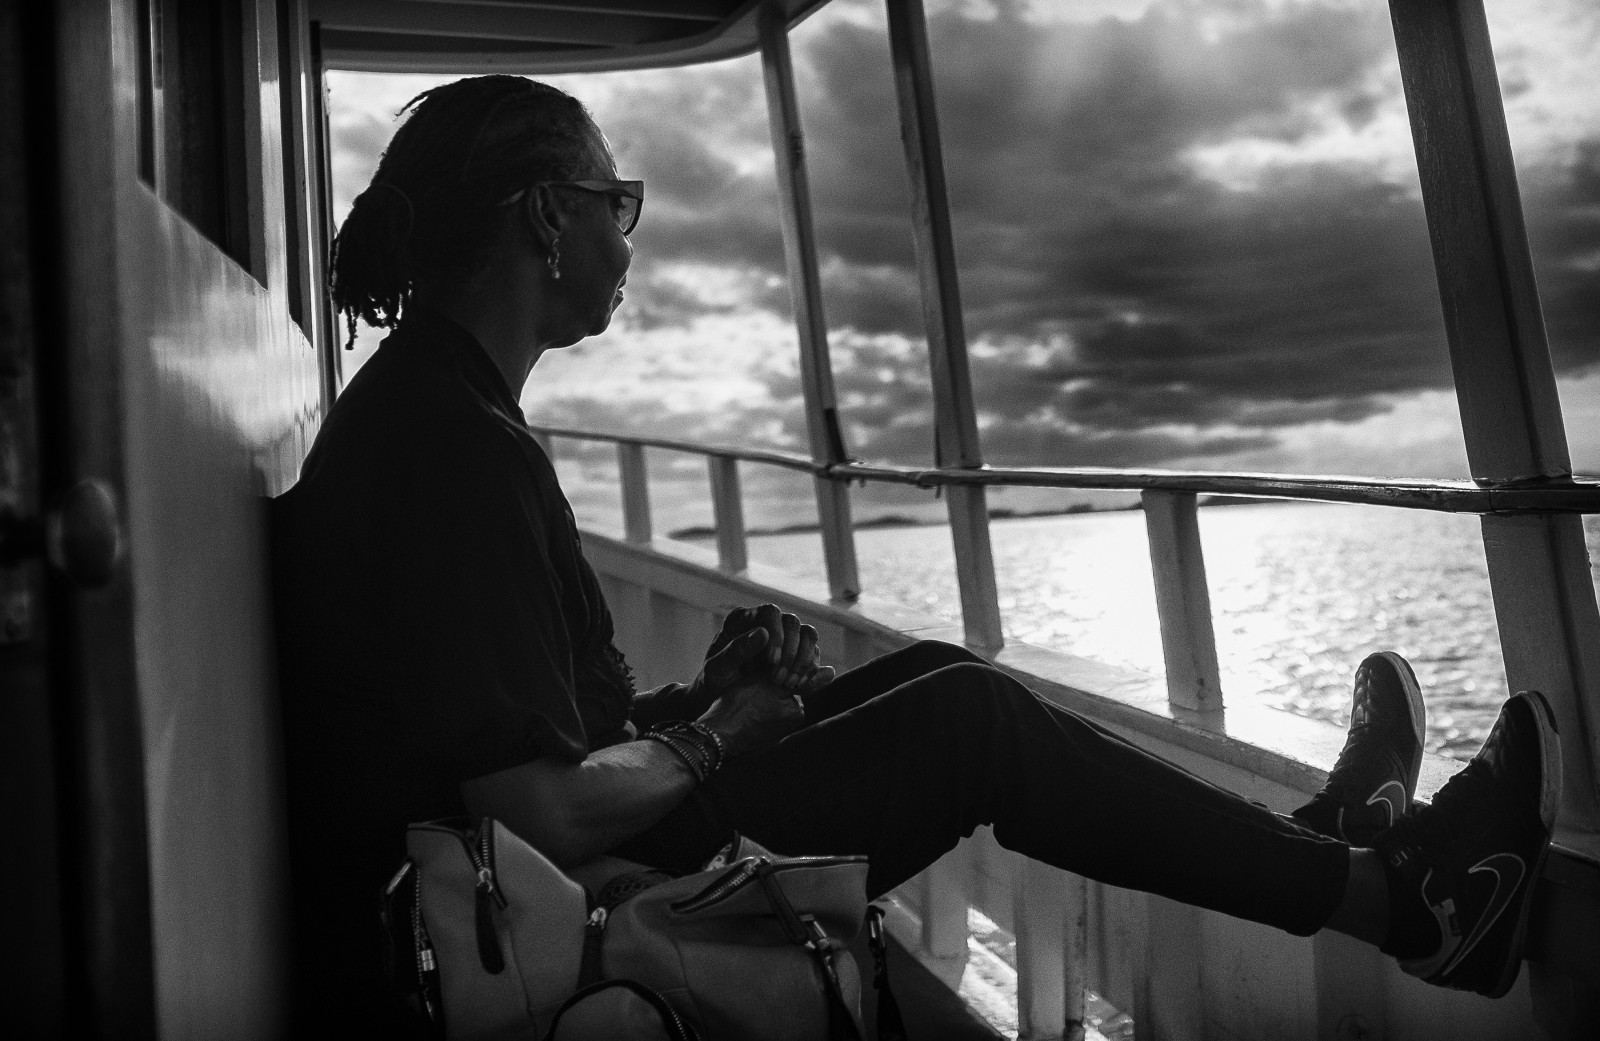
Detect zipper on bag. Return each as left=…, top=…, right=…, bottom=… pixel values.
left=672, top=854, right=867, bottom=916
left=672, top=856, right=765, bottom=914
left=404, top=866, right=442, bottom=1023
left=464, top=819, right=507, bottom=974
left=578, top=905, right=607, bottom=988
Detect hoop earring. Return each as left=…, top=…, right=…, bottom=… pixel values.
left=548, top=237, right=562, bottom=280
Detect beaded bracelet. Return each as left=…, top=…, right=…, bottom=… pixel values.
left=643, top=721, right=725, bottom=782
left=645, top=730, right=708, bottom=782
left=684, top=721, right=727, bottom=771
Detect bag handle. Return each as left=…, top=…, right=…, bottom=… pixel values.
left=543, top=978, right=701, bottom=1041
left=754, top=861, right=865, bottom=1041
left=866, top=906, right=907, bottom=1041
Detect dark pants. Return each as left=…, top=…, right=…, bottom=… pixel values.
left=615, top=641, right=1348, bottom=937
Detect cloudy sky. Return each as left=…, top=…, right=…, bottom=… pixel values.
left=327, top=0, right=1600, bottom=530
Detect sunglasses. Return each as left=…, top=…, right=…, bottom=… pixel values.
left=499, top=179, right=645, bottom=235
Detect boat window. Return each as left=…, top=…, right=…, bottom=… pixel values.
left=328, top=55, right=854, bottom=557
left=276, top=0, right=309, bottom=334
left=142, top=0, right=259, bottom=273
left=786, top=2, right=936, bottom=474
left=536, top=54, right=811, bottom=543
left=136, top=0, right=156, bottom=184
left=324, top=71, right=445, bottom=379
left=1482, top=0, right=1600, bottom=479
left=911, top=0, right=1467, bottom=484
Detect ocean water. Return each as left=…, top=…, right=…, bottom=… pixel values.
left=738, top=502, right=1600, bottom=761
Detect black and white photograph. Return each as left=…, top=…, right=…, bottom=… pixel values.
left=2, top=2, right=1597, bottom=1039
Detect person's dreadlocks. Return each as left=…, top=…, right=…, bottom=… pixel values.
left=329, top=75, right=597, bottom=347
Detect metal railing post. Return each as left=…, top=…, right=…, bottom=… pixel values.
left=1391, top=0, right=1600, bottom=835
left=617, top=442, right=652, bottom=545
left=1142, top=490, right=1224, bottom=713
left=758, top=1, right=860, bottom=602
left=707, top=455, right=748, bottom=574
left=884, top=0, right=1003, bottom=651
left=1011, top=859, right=1073, bottom=1041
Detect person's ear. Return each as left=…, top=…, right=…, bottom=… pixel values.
left=519, top=184, right=566, bottom=250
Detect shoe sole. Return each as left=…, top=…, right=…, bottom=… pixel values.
left=1479, top=690, right=1563, bottom=999
left=1370, top=651, right=1426, bottom=799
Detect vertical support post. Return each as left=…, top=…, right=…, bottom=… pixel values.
left=617, top=442, right=651, bottom=545
left=757, top=2, right=859, bottom=602
left=919, top=845, right=972, bottom=965
left=884, top=0, right=1002, bottom=651
left=1142, top=490, right=1224, bottom=713
left=1134, top=898, right=1205, bottom=1041
left=1017, top=863, right=1068, bottom=1041
left=1390, top=0, right=1600, bottom=835
left=707, top=456, right=748, bottom=573
left=1063, top=873, right=1089, bottom=1041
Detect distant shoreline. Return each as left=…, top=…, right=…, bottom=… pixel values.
left=667, top=494, right=1290, bottom=541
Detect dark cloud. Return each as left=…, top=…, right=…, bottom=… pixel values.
left=525, top=0, right=1600, bottom=473
left=1522, top=139, right=1600, bottom=374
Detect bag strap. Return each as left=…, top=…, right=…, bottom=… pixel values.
left=866, top=906, right=907, bottom=1041
left=754, top=862, right=865, bottom=1041
left=543, top=978, right=701, bottom=1041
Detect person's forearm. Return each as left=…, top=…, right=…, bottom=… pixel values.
left=461, top=739, right=698, bottom=868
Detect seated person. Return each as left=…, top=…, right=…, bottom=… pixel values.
left=271, top=74, right=1562, bottom=1031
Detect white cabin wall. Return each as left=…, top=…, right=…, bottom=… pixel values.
left=109, top=0, right=322, bottom=1035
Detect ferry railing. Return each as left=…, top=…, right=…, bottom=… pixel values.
left=541, top=0, right=1600, bottom=1034
left=535, top=420, right=1600, bottom=1037
left=750, top=0, right=1600, bottom=867
left=530, top=421, right=1600, bottom=712
left=544, top=422, right=1600, bottom=1036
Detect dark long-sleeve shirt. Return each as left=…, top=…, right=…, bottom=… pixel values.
left=272, top=308, right=637, bottom=1023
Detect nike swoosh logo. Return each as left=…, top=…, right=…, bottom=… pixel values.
left=1365, top=781, right=1407, bottom=829
left=1439, top=852, right=1525, bottom=978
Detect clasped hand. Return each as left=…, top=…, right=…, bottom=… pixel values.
left=694, top=604, right=834, bottom=759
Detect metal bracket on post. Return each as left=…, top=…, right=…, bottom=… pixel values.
left=758, top=1, right=859, bottom=603
left=884, top=0, right=1002, bottom=651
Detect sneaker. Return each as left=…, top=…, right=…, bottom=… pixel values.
left=1293, top=651, right=1426, bottom=847
left=1377, top=690, right=1563, bottom=998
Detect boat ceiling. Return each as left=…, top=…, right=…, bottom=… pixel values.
left=310, top=0, right=834, bottom=74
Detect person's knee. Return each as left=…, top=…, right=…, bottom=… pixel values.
left=903, top=639, right=988, bottom=671
left=892, top=663, right=1037, bottom=795
left=917, top=660, right=1036, bottom=724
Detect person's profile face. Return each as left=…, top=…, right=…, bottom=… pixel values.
left=559, top=123, right=634, bottom=337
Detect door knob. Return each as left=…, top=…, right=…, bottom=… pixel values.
left=46, top=478, right=124, bottom=589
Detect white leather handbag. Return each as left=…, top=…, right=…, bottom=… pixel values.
left=383, top=818, right=882, bottom=1041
